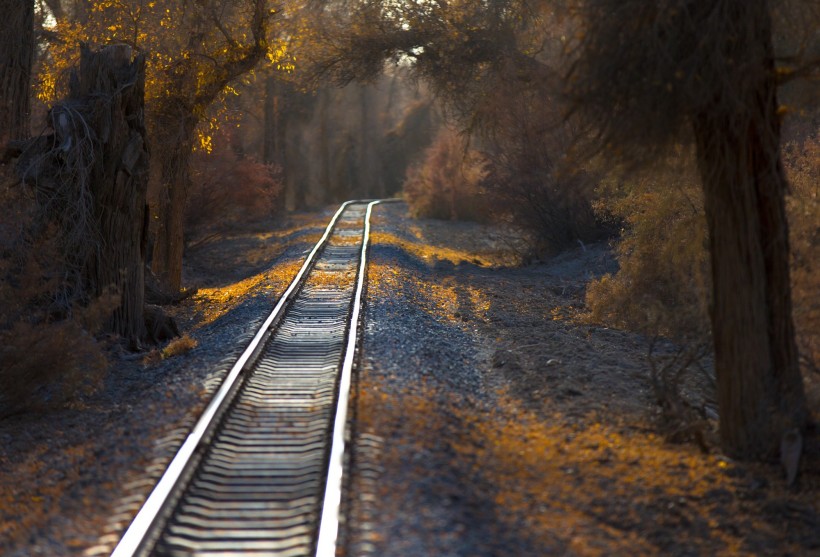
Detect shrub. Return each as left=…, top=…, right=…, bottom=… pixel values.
left=404, top=119, right=606, bottom=255
left=186, top=130, right=284, bottom=241
left=403, top=127, right=492, bottom=223
left=481, top=132, right=603, bottom=255
left=585, top=153, right=711, bottom=341
left=0, top=167, right=110, bottom=418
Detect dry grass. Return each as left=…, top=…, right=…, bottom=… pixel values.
left=143, top=334, right=199, bottom=365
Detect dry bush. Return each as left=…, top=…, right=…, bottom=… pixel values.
left=584, top=155, right=713, bottom=442
left=0, top=319, right=108, bottom=418
left=585, top=154, right=711, bottom=341
left=405, top=99, right=605, bottom=255
left=186, top=131, right=284, bottom=242
left=0, top=169, right=110, bottom=418
left=403, top=127, right=492, bottom=223
left=481, top=135, right=602, bottom=255
left=469, top=68, right=605, bottom=254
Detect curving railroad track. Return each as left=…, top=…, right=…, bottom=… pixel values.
left=111, top=200, right=386, bottom=557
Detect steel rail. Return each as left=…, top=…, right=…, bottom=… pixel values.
left=314, top=199, right=380, bottom=557
left=111, top=200, right=363, bottom=557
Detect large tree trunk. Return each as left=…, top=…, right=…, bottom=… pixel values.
left=18, top=44, right=149, bottom=345
left=692, top=5, right=806, bottom=459
left=0, top=0, right=34, bottom=141
left=150, top=113, right=196, bottom=293
left=72, top=45, right=149, bottom=345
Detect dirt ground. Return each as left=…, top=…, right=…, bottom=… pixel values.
left=0, top=202, right=818, bottom=556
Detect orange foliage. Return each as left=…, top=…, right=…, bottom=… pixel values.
left=403, top=127, right=492, bottom=223
left=585, top=155, right=710, bottom=341
left=186, top=131, right=283, bottom=237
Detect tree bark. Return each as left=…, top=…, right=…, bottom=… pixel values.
left=18, top=44, right=150, bottom=345
left=692, top=4, right=806, bottom=458
left=72, top=44, right=149, bottom=345
left=0, top=0, right=34, bottom=141
left=150, top=111, right=196, bottom=293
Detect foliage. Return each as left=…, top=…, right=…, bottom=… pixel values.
left=784, top=129, right=820, bottom=374
left=314, top=0, right=604, bottom=252
left=403, top=127, right=491, bottom=223
left=311, top=0, right=561, bottom=121
left=479, top=93, right=602, bottom=253
left=37, top=0, right=291, bottom=152
left=404, top=111, right=603, bottom=254
left=586, top=127, right=819, bottom=375
left=186, top=130, right=283, bottom=238
left=564, top=0, right=819, bottom=163
left=585, top=154, right=710, bottom=341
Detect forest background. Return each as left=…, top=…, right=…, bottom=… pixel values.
left=0, top=0, right=818, bottom=463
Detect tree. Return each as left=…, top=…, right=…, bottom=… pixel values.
left=18, top=44, right=150, bottom=345
left=565, top=0, right=816, bottom=459
left=146, top=0, right=273, bottom=291
left=0, top=0, right=34, bottom=141
left=310, top=0, right=601, bottom=248
left=40, top=0, right=280, bottom=292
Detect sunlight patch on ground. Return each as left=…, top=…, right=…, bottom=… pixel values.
left=369, top=262, right=490, bottom=325
left=192, top=259, right=304, bottom=327
left=370, top=231, right=500, bottom=268
left=306, top=269, right=357, bottom=291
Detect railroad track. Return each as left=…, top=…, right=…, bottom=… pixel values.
left=112, top=200, right=385, bottom=557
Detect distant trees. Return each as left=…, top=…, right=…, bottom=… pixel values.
left=313, top=0, right=602, bottom=250
left=0, top=0, right=34, bottom=141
